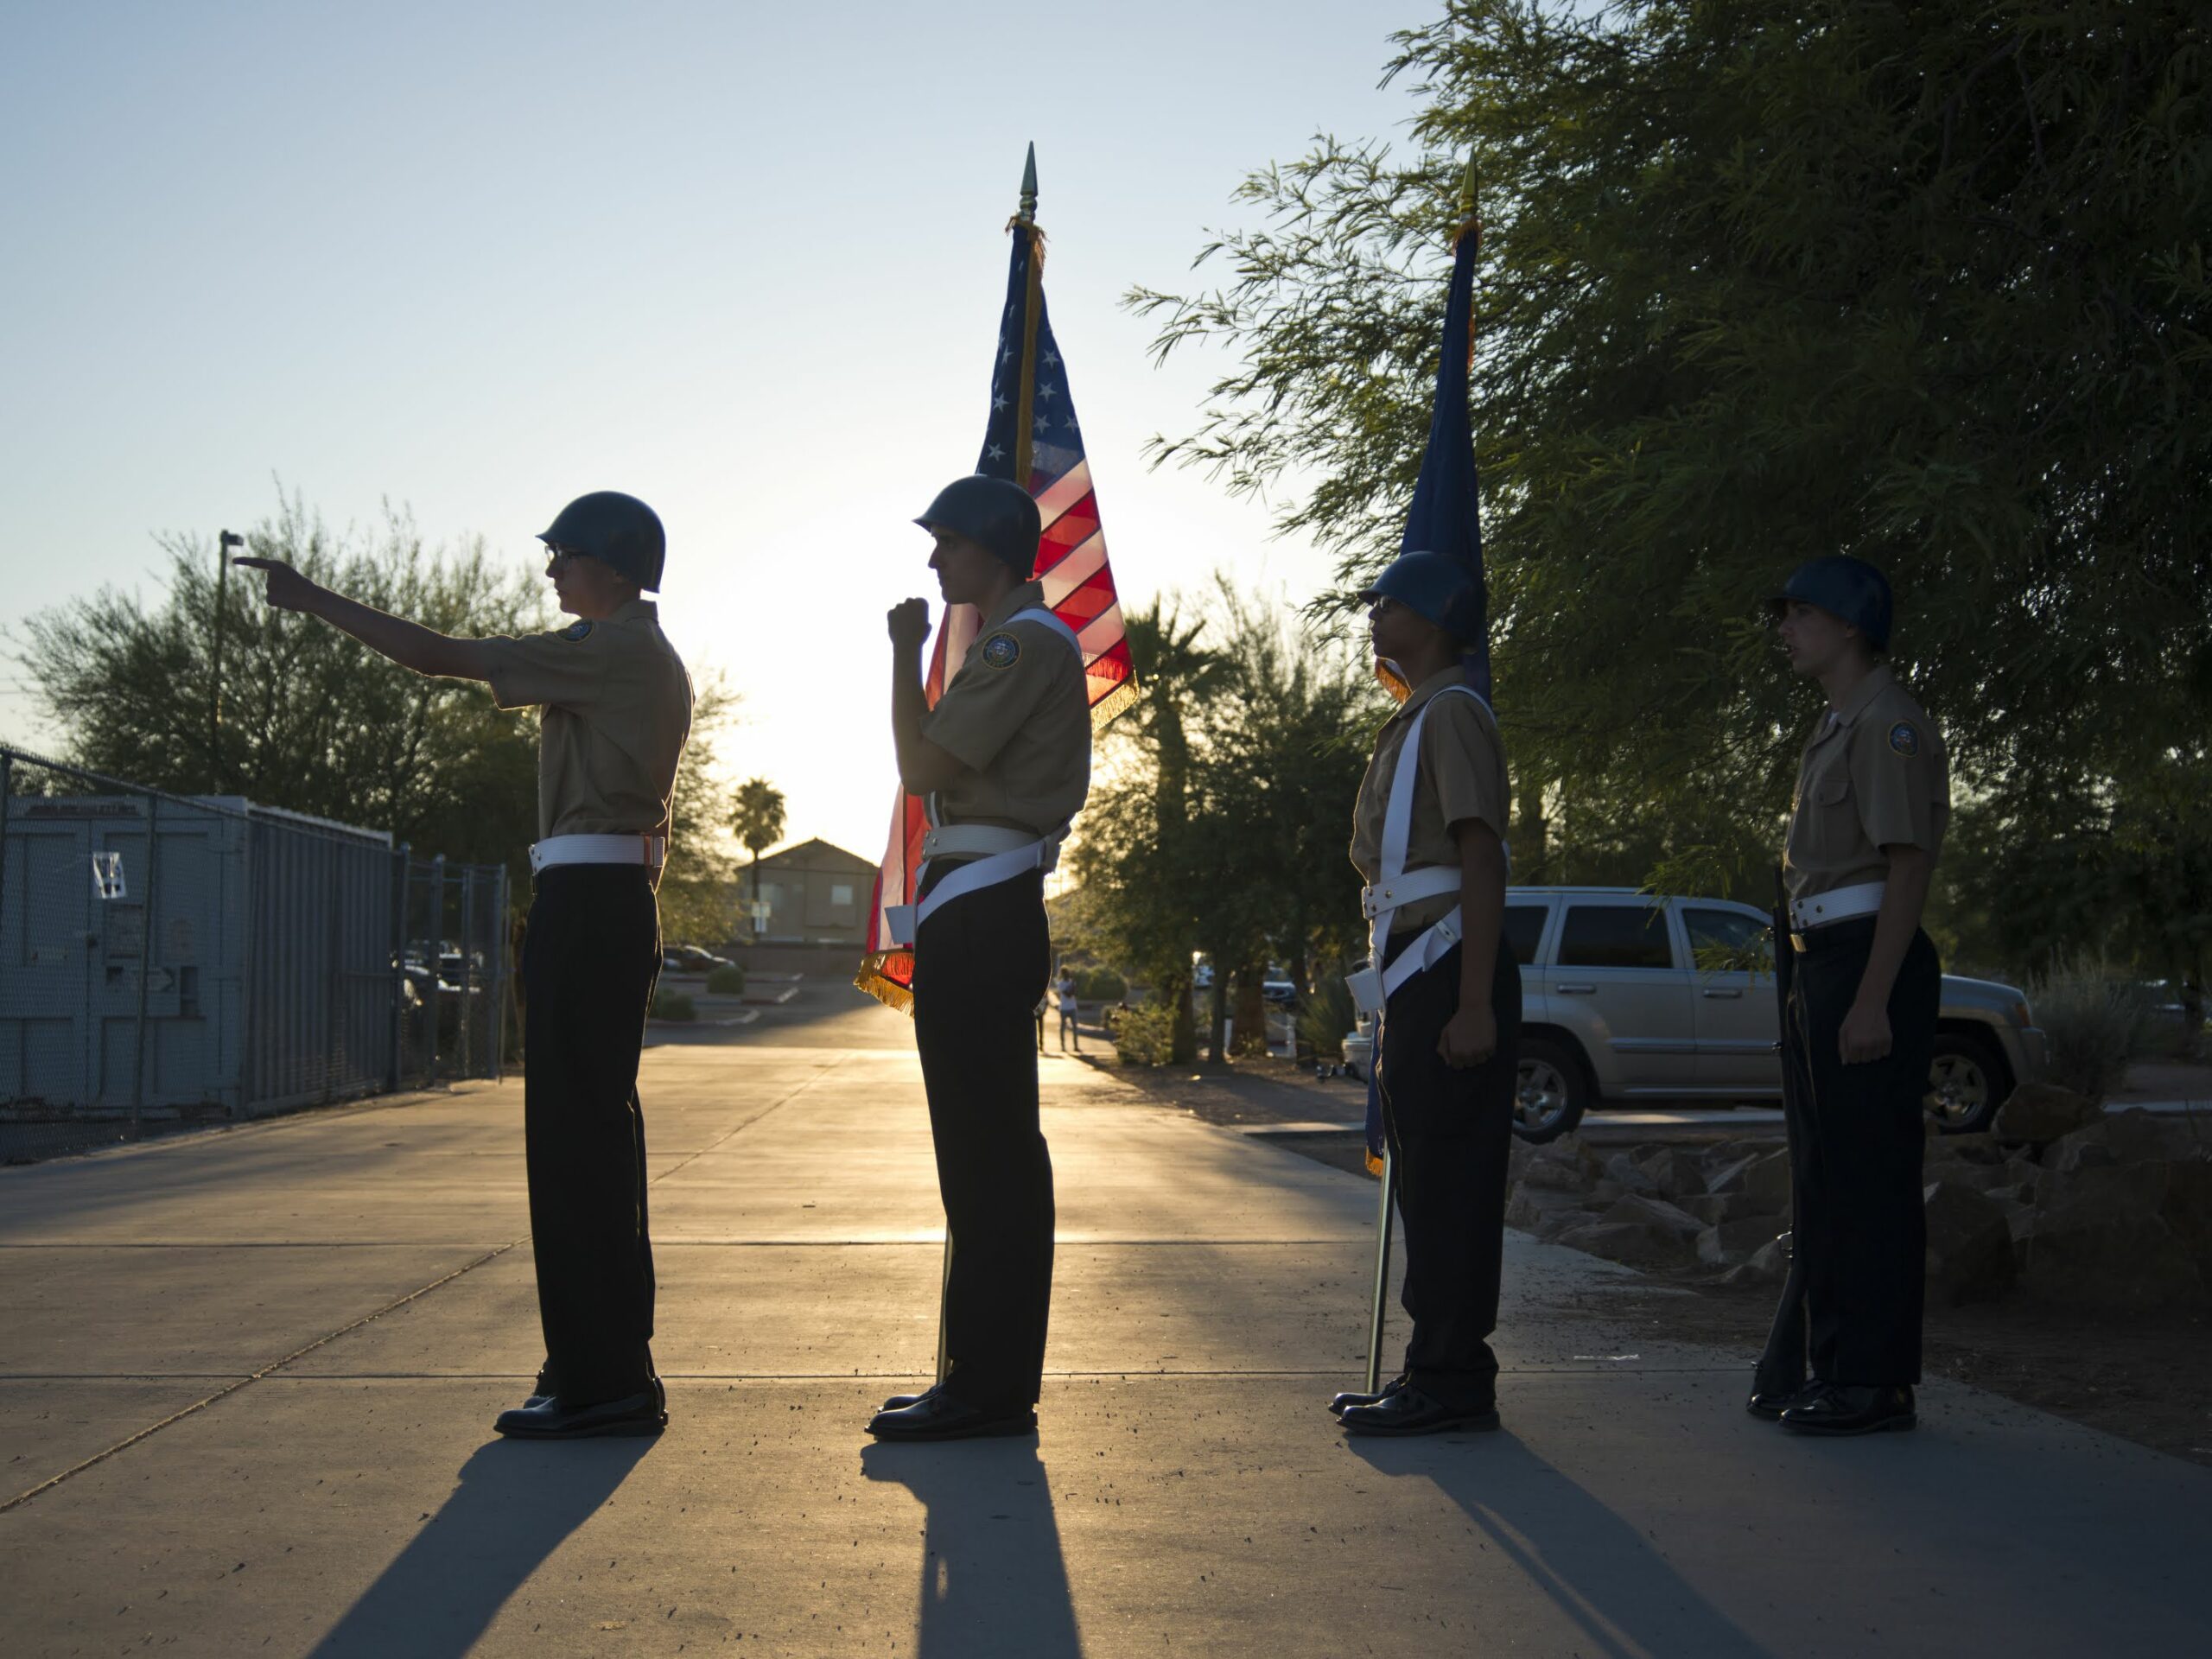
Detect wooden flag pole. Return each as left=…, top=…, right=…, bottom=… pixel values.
left=1363, top=1146, right=1399, bottom=1394
left=1010, top=141, right=1044, bottom=487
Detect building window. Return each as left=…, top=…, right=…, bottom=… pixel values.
left=830, top=883, right=855, bottom=908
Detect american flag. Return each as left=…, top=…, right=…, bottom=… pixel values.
left=856, top=200, right=1138, bottom=1012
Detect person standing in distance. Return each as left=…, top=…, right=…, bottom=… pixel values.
left=1332, top=551, right=1520, bottom=1436
left=1759, top=555, right=1948, bottom=1436
left=870, top=474, right=1090, bottom=1441
left=237, top=492, right=692, bottom=1440
left=1055, top=969, right=1082, bottom=1052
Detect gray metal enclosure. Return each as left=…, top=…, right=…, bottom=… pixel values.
left=0, top=749, right=508, bottom=1160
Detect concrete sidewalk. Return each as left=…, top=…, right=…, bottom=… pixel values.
left=3, top=1010, right=2208, bottom=1656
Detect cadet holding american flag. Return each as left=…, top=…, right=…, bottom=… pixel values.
left=862, top=147, right=1136, bottom=1442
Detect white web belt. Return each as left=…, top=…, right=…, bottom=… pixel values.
left=1344, top=685, right=1492, bottom=1018
left=531, top=833, right=666, bottom=873
left=883, top=825, right=1064, bottom=945
left=1788, top=880, right=1885, bottom=935
left=882, top=605, right=1083, bottom=947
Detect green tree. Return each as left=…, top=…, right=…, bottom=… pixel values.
left=1130, top=0, right=2212, bottom=942
left=730, top=778, right=788, bottom=912
left=16, top=493, right=544, bottom=868
left=656, top=676, right=743, bottom=947
left=1070, top=598, right=1225, bottom=1064
left=1071, top=583, right=1383, bottom=1064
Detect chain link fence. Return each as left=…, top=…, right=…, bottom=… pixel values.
left=0, top=746, right=510, bottom=1164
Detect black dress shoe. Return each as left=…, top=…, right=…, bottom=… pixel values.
left=866, top=1391, right=1035, bottom=1441
left=1747, top=1379, right=1821, bottom=1421
left=1329, top=1376, right=1407, bottom=1415
left=881, top=1382, right=940, bottom=1413
left=1779, top=1383, right=1916, bottom=1437
left=1338, top=1386, right=1500, bottom=1437
left=493, top=1389, right=667, bottom=1440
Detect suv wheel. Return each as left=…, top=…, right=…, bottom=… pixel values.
left=1925, top=1031, right=2009, bottom=1134
left=1515, top=1037, right=1590, bottom=1144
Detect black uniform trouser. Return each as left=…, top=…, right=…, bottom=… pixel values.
left=1785, top=916, right=1939, bottom=1387
left=522, top=865, right=660, bottom=1404
left=1376, top=930, right=1522, bottom=1410
left=911, top=864, right=1055, bottom=1413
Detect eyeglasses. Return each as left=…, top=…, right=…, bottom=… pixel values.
left=543, top=545, right=580, bottom=574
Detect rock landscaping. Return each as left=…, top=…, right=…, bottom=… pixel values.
left=1505, top=1084, right=2212, bottom=1309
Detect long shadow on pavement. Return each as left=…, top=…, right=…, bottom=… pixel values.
left=1349, top=1433, right=1775, bottom=1659
left=861, top=1438, right=1083, bottom=1658
left=308, top=1435, right=656, bottom=1657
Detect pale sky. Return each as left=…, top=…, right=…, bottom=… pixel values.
left=1, top=0, right=1433, bottom=861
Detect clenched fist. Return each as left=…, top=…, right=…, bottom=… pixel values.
left=887, top=598, right=932, bottom=653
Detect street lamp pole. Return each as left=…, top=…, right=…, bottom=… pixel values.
left=210, top=529, right=245, bottom=790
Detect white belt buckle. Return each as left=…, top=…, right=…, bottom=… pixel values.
left=1345, top=963, right=1384, bottom=1016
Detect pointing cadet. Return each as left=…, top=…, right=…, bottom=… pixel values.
left=238, top=491, right=692, bottom=1440
left=869, top=474, right=1090, bottom=1441
left=1332, top=551, right=1520, bottom=1436
left=1757, top=555, right=1948, bottom=1436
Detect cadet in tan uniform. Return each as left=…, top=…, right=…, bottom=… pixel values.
left=1760, top=555, right=1948, bottom=1437
left=238, top=491, right=691, bottom=1440
left=870, top=474, right=1090, bottom=1442
left=1330, top=551, right=1520, bottom=1437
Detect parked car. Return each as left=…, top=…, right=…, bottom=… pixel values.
left=1342, top=887, right=2046, bottom=1142
left=661, top=944, right=733, bottom=976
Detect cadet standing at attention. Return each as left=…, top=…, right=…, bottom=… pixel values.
left=238, top=492, right=692, bottom=1440
left=1332, top=551, right=1520, bottom=1437
left=1758, top=556, right=1948, bottom=1436
left=870, top=474, right=1090, bottom=1442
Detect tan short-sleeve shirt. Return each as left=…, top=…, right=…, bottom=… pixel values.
left=922, top=581, right=1092, bottom=836
left=1350, top=667, right=1511, bottom=934
left=480, top=598, right=694, bottom=850
left=1784, top=664, right=1948, bottom=904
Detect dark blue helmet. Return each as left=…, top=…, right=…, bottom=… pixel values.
left=1360, top=550, right=1484, bottom=645
left=914, top=475, right=1041, bottom=574
left=538, top=492, right=666, bottom=592
left=1769, top=555, right=1892, bottom=651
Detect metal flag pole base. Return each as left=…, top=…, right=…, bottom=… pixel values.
left=1364, top=1147, right=1399, bottom=1395
left=933, top=1228, right=954, bottom=1384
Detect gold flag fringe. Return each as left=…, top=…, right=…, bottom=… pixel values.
left=1090, top=672, right=1142, bottom=732
left=854, top=949, right=917, bottom=1014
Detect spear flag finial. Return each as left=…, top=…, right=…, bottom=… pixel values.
left=1018, top=142, right=1039, bottom=226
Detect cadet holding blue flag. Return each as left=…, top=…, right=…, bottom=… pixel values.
left=1331, top=154, right=1521, bottom=1436
left=1332, top=555, right=1518, bottom=1435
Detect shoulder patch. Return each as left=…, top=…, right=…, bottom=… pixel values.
left=980, top=632, right=1020, bottom=671
left=1888, top=721, right=1919, bottom=757
left=561, top=620, right=594, bottom=642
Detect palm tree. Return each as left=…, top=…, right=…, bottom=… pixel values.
left=1117, top=600, right=1226, bottom=1064
left=730, top=778, right=787, bottom=923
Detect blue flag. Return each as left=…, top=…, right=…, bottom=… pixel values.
left=1400, top=221, right=1489, bottom=701
left=1366, top=214, right=1490, bottom=1172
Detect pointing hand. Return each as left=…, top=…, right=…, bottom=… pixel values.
left=232, top=556, right=319, bottom=614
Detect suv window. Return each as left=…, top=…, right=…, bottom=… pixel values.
left=1682, top=906, right=1772, bottom=971
left=1557, top=905, right=1674, bottom=970
left=1503, top=905, right=1547, bottom=965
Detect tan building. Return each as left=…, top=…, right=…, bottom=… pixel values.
left=741, top=838, right=877, bottom=947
